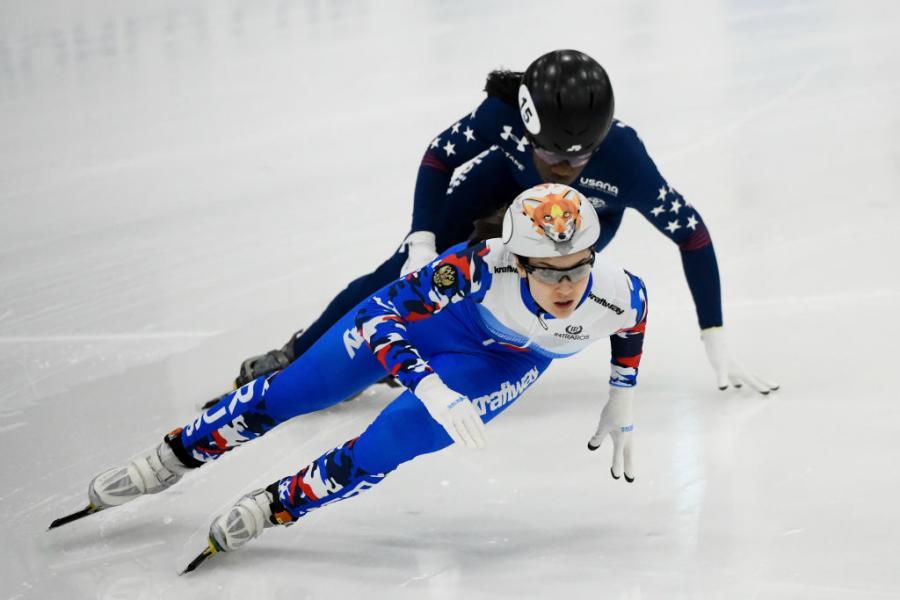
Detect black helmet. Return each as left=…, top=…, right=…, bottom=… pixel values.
left=518, top=50, right=614, bottom=157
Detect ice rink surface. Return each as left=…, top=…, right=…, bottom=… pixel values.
left=1, top=1, right=899, bottom=598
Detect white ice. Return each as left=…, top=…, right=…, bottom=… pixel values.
left=1, top=1, right=899, bottom=598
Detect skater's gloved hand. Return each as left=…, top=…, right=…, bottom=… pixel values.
left=415, top=373, right=486, bottom=449
left=588, top=387, right=635, bottom=482
left=701, top=327, right=779, bottom=395
left=400, top=231, right=438, bottom=276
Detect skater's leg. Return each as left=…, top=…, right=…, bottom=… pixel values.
left=214, top=250, right=408, bottom=401
left=73, top=297, right=391, bottom=519
left=267, top=350, right=551, bottom=521
left=194, top=389, right=449, bottom=551
left=174, top=306, right=389, bottom=466
left=195, top=347, right=551, bottom=555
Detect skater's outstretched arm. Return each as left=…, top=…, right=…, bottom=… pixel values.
left=588, top=270, right=648, bottom=483
left=614, top=122, right=777, bottom=393
left=608, top=270, right=649, bottom=389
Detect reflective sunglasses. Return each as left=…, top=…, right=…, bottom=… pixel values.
left=522, top=252, right=595, bottom=285
left=533, top=146, right=594, bottom=168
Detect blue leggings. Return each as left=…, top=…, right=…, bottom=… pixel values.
left=172, top=296, right=551, bottom=521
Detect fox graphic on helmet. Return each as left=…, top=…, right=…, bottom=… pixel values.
left=521, top=187, right=584, bottom=242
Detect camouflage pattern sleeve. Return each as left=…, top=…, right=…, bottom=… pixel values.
left=609, top=271, right=649, bottom=388
left=354, top=243, right=493, bottom=391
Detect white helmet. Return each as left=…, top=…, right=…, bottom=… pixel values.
left=501, top=183, right=601, bottom=257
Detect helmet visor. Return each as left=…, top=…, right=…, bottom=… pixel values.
left=533, top=146, right=594, bottom=168
left=522, top=253, right=595, bottom=284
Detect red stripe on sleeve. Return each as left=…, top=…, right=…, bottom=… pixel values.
left=421, top=152, right=450, bottom=173
left=615, top=355, right=642, bottom=368
left=678, top=224, right=711, bottom=251
left=295, top=475, right=319, bottom=502
left=211, top=429, right=227, bottom=450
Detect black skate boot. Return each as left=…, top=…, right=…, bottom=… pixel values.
left=201, top=328, right=305, bottom=411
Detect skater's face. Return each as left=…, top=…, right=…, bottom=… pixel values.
left=517, top=249, right=594, bottom=319
left=532, top=151, right=591, bottom=185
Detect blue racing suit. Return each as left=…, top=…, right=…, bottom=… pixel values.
left=169, top=240, right=647, bottom=522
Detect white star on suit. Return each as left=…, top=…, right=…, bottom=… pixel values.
left=443, top=141, right=456, bottom=156
left=651, top=205, right=665, bottom=217
left=463, top=127, right=475, bottom=142
left=670, top=198, right=682, bottom=214
left=451, top=122, right=461, bottom=134
left=665, top=220, right=681, bottom=233
left=430, top=137, right=441, bottom=149
left=686, top=215, right=698, bottom=230
left=657, top=186, right=667, bottom=201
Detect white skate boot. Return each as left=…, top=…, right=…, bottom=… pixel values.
left=181, top=488, right=288, bottom=573
left=49, top=439, right=192, bottom=530
left=210, top=488, right=277, bottom=551
left=88, top=440, right=189, bottom=509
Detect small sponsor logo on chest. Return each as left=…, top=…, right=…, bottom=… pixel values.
left=586, top=196, right=607, bottom=210
left=554, top=324, right=590, bottom=341
left=493, top=265, right=517, bottom=274
left=579, top=177, right=619, bottom=197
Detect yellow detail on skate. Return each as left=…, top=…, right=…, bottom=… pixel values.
left=207, top=536, right=223, bottom=554
left=180, top=538, right=222, bottom=574
left=273, top=510, right=295, bottom=525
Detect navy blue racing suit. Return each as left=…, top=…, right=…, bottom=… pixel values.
left=289, top=86, right=719, bottom=360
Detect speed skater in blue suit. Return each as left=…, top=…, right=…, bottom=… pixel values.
left=54, top=184, right=650, bottom=570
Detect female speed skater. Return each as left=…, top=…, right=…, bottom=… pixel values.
left=221, top=48, right=776, bottom=402
left=51, top=184, right=649, bottom=572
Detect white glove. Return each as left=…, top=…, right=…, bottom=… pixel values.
left=587, top=387, right=635, bottom=482
left=400, top=231, right=439, bottom=276
left=415, top=373, right=486, bottom=449
left=701, top=327, right=779, bottom=395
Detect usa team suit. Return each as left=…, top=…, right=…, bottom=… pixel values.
left=167, top=239, right=648, bottom=522
left=287, top=86, right=715, bottom=361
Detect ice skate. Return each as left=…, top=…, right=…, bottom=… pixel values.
left=182, top=488, right=286, bottom=573
left=200, top=328, right=306, bottom=411
left=49, top=438, right=189, bottom=529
